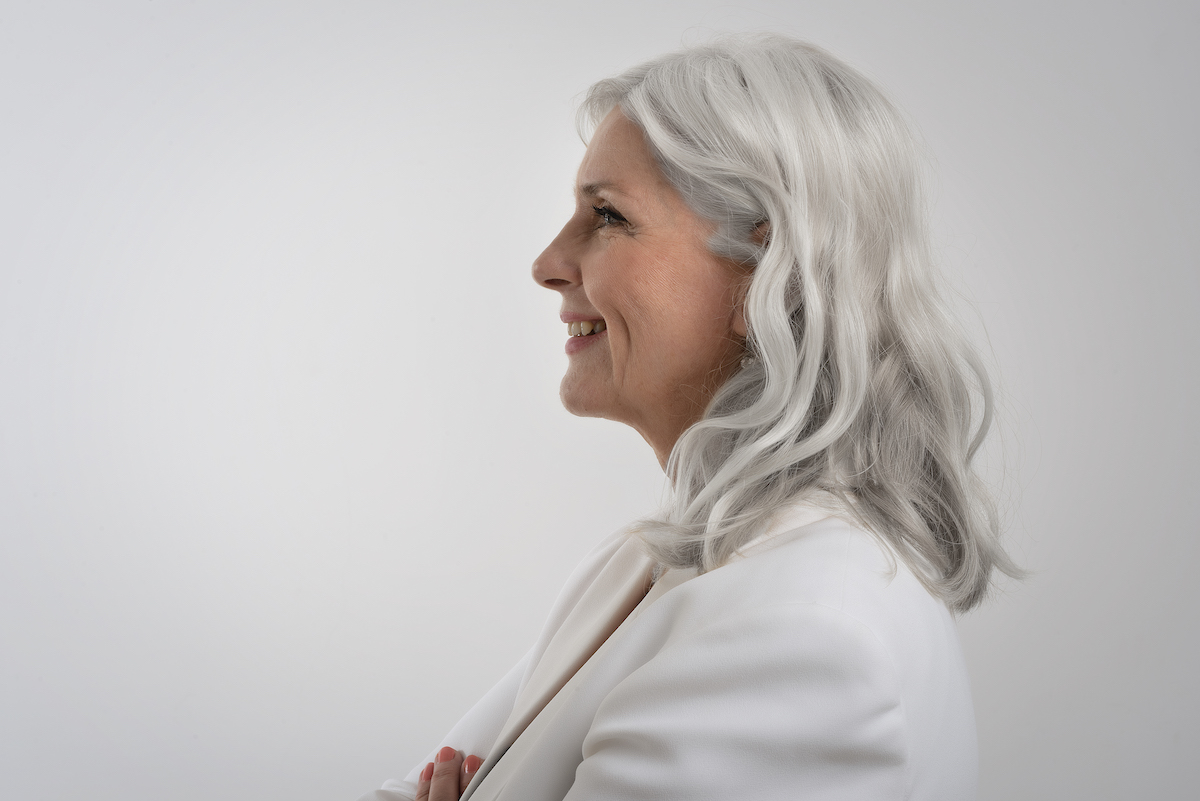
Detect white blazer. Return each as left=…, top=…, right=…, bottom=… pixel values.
left=360, top=499, right=978, bottom=800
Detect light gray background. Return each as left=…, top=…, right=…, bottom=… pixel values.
left=1, top=1, right=1196, bottom=799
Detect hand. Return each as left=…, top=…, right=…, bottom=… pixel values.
left=415, top=746, right=483, bottom=801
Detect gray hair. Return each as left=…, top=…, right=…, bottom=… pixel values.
left=580, top=33, right=1020, bottom=612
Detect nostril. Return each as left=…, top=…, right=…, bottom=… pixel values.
left=542, top=278, right=571, bottom=287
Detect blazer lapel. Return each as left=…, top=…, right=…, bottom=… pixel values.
left=463, top=532, right=655, bottom=799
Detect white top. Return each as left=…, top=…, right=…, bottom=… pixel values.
left=360, top=498, right=978, bottom=800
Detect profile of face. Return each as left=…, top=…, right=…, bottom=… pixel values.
left=533, top=109, right=748, bottom=467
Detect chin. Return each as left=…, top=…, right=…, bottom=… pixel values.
left=559, top=375, right=610, bottom=420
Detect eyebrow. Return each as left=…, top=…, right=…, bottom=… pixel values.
left=578, top=181, right=625, bottom=198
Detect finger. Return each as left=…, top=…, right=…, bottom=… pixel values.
left=429, top=746, right=464, bottom=801
left=415, top=761, right=434, bottom=801
left=460, top=754, right=483, bottom=794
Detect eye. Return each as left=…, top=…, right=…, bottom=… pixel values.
left=592, top=204, right=628, bottom=228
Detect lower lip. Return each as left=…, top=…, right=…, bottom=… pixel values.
left=565, top=329, right=607, bottom=355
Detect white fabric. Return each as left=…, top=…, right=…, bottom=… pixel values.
left=360, top=498, right=977, bottom=801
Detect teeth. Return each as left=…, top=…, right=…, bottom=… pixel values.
left=567, top=320, right=606, bottom=337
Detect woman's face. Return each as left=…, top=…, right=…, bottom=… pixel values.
left=533, top=109, right=748, bottom=467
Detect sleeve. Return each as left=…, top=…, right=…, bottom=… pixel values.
left=357, top=648, right=533, bottom=801
left=565, top=602, right=910, bottom=801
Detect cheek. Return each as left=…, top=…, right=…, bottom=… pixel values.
left=630, top=292, right=739, bottom=384
left=651, top=265, right=739, bottom=342
left=597, top=244, right=740, bottom=368
left=615, top=257, right=699, bottom=331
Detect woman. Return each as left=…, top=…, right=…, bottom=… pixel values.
left=363, top=33, right=1018, bottom=801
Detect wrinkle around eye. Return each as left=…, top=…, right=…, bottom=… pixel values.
left=590, top=204, right=625, bottom=227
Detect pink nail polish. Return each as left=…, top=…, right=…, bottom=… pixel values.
left=464, top=754, right=482, bottom=773
left=420, top=762, right=434, bottom=781
left=436, top=746, right=457, bottom=763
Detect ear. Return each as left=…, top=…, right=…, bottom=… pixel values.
left=732, top=221, right=771, bottom=339
left=731, top=273, right=750, bottom=339
left=751, top=220, right=770, bottom=247
left=729, top=220, right=766, bottom=340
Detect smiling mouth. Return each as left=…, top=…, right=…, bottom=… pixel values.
left=567, top=320, right=607, bottom=337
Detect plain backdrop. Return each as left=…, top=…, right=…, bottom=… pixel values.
left=1, top=1, right=1196, bottom=799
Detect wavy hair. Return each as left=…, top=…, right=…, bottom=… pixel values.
left=580, top=34, right=1019, bottom=612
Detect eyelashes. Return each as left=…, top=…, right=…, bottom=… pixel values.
left=591, top=204, right=628, bottom=228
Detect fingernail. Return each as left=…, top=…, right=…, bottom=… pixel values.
left=420, top=762, right=434, bottom=781
left=464, top=754, right=482, bottom=774
left=436, top=746, right=457, bottom=764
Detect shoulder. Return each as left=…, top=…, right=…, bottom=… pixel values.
left=609, top=511, right=977, bottom=799
left=656, top=512, right=951, bottom=649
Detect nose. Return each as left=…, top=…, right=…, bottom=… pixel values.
left=532, top=222, right=578, bottom=292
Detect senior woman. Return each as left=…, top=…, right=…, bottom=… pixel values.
left=362, top=33, right=1017, bottom=801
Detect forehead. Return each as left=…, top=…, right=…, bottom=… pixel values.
left=575, top=109, right=671, bottom=199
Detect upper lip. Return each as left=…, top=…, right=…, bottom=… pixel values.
left=560, top=311, right=605, bottom=323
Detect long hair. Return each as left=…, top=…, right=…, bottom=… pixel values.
left=580, top=34, right=1020, bottom=612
